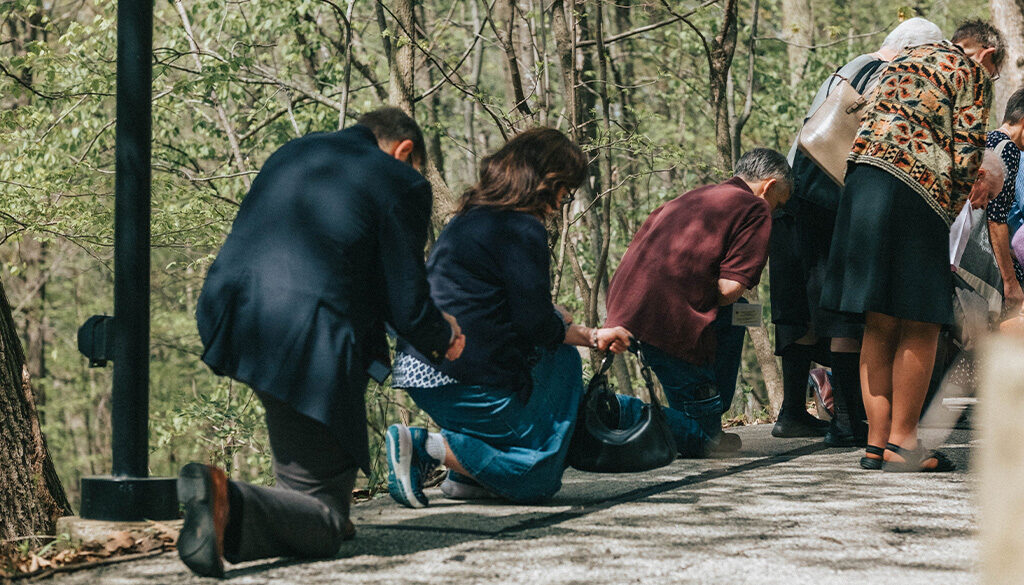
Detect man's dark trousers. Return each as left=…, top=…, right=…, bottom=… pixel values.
left=225, top=393, right=358, bottom=562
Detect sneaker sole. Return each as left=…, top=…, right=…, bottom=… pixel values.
left=440, top=478, right=497, bottom=500
left=176, top=463, right=225, bottom=578
left=386, top=425, right=425, bottom=508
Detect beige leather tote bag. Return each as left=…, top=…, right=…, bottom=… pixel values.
left=796, top=76, right=868, bottom=186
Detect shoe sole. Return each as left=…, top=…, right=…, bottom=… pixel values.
left=824, top=434, right=858, bottom=448
left=881, top=461, right=956, bottom=473
left=440, top=478, right=497, bottom=500
left=859, top=457, right=883, bottom=470
left=176, top=463, right=225, bottom=578
left=771, top=428, right=827, bottom=438
left=386, top=425, right=426, bottom=508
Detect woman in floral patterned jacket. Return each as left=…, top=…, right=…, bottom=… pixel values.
left=820, top=20, right=1004, bottom=472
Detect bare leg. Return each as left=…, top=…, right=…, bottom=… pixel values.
left=441, top=438, right=471, bottom=476
left=860, top=312, right=899, bottom=455
left=886, top=318, right=941, bottom=467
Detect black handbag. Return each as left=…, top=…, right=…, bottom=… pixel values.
left=567, top=342, right=678, bottom=473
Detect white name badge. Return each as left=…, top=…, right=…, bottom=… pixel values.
left=731, top=303, right=763, bottom=327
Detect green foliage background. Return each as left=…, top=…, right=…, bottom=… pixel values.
left=0, top=0, right=988, bottom=505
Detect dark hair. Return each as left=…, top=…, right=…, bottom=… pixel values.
left=457, top=128, right=587, bottom=216
left=734, top=148, right=793, bottom=187
left=952, top=19, right=1006, bottom=71
left=1004, top=88, right=1024, bottom=125
left=357, top=107, right=427, bottom=165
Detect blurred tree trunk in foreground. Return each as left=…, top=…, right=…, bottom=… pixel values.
left=0, top=275, right=71, bottom=554
left=991, top=0, right=1024, bottom=121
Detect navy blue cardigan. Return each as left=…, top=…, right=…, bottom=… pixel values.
left=399, top=206, right=567, bottom=398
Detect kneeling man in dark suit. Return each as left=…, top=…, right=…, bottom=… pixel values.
left=177, top=107, right=465, bottom=577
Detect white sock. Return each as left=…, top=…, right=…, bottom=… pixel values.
left=424, top=432, right=447, bottom=463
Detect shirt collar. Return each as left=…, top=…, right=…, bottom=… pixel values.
left=348, top=124, right=378, bottom=144
left=725, top=175, right=753, bottom=194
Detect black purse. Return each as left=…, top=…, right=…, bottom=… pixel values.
left=567, top=342, right=678, bottom=473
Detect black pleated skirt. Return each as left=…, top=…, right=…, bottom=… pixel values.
left=820, top=163, right=954, bottom=325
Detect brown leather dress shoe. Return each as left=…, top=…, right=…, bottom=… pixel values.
left=177, top=463, right=230, bottom=578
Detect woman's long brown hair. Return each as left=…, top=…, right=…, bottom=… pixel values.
left=457, top=128, right=587, bottom=216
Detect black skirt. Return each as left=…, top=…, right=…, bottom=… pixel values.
left=820, top=163, right=954, bottom=325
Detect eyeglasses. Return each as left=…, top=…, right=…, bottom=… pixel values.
left=563, top=188, right=577, bottom=206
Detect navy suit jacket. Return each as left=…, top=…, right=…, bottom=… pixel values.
left=196, top=125, right=451, bottom=472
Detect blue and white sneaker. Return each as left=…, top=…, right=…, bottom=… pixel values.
left=440, top=471, right=498, bottom=500
left=386, top=424, right=439, bottom=508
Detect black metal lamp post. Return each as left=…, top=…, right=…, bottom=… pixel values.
left=76, top=0, right=178, bottom=521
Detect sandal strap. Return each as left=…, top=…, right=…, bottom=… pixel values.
left=886, top=443, right=956, bottom=471
left=885, top=442, right=913, bottom=457
left=865, top=445, right=885, bottom=457
left=927, top=450, right=956, bottom=471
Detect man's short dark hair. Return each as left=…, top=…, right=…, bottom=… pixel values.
left=1004, top=88, right=1024, bottom=125
left=357, top=107, right=427, bottom=165
left=734, top=148, right=793, bottom=187
left=952, top=19, right=1006, bottom=71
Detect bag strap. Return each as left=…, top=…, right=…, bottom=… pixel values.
left=850, top=58, right=885, bottom=93
left=588, top=341, right=665, bottom=410
left=822, top=66, right=845, bottom=99
left=994, top=138, right=1011, bottom=160
left=630, top=341, right=664, bottom=410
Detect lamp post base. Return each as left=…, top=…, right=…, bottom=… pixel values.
left=80, top=476, right=179, bottom=521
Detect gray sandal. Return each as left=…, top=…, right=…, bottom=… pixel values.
left=882, top=442, right=955, bottom=473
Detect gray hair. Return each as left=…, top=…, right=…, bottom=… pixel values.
left=735, top=148, right=793, bottom=186
left=880, top=18, right=943, bottom=53
left=982, top=148, right=1006, bottom=185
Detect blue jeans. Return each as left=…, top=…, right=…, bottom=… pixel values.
left=642, top=301, right=748, bottom=450
left=405, top=345, right=585, bottom=503
left=405, top=344, right=722, bottom=502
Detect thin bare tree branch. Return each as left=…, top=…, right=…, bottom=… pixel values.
left=576, top=0, right=720, bottom=47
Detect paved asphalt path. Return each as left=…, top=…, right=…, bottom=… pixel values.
left=44, top=423, right=977, bottom=584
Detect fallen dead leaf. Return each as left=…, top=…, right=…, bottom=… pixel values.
left=103, top=531, right=137, bottom=554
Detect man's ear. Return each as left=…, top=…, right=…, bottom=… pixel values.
left=761, top=177, right=778, bottom=199
left=979, top=46, right=997, bottom=72
left=390, top=139, right=415, bottom=164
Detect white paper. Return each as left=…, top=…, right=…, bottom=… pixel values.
left=949, top=203, right=974, bottom=271
left=731, top=303, right=763, bottom=327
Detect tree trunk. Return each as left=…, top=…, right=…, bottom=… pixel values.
left=463, top=0, right=486, bottom=185
left=491, top=0, right=532, bottom=120
left=782, top=0, right=813, bottom=89
left=0, top=275, right=71, bottom=554
left=743, top=287, right=784, bottom=418
left=709, top=0, right=739, bottom=171
left=378, top=0, right=457, bottom=223
left=386, top=0, right=415, bottom=114
left=991, top=0, right=1024, bottom=122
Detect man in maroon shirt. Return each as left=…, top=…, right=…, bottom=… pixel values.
left=606, top=149, right=791, bottom=453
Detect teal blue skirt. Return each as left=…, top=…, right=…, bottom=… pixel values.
left=820, top=164, right=953, bottom=325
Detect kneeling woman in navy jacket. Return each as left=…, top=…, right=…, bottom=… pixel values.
left=388, top=128, right=655, bottom=507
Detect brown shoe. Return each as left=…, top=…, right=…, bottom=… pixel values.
left=177, top=463, right=229, bottom=578
left=342, top=519, right=356, bottom=541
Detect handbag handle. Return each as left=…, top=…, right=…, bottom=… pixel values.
left=630, top=340, right=664, bottom=410
left=588, top=339, right=664, bottom=410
